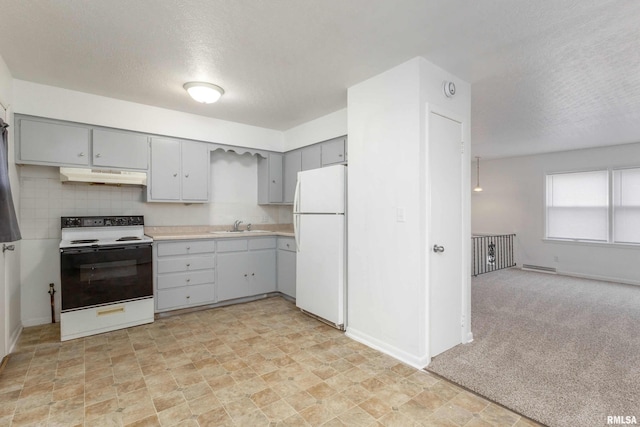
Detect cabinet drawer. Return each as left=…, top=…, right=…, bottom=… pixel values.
left=249, top=237, right=277, bottom=250
left=157, top=240, right=215, bottom=256
left=156, top=284, right=214, bottom=311
left=278, top=238, right=296, bottom=252
left=157, top=255, right=215, bottom=274
left=321, top=137, right=346, bottom=166
left=157, top=270, right=213, bottom=290
left=217, top=239, right=248, bottom=253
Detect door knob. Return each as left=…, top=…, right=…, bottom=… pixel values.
left=433, top=245, right=445, bottom=253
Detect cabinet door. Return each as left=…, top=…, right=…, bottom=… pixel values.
left=217, top=252, right=251, bottom=301
left=257, top=153, right=283, bottom=204
left=150, top=138, right=181, bottom=201
left=283, top=151, right=301, bottom=204
left=249, top=250, right=276, bottom=295
left=19, top=119, right=90, bottom=166
left=269, top=154, right=283, bottom=203
left=277, top=250, right=296, bottom=298
left=301, top=145, right=321, bottom=171
left=321, top=137, right=346, bottom=166
left=92, top=129, right=148, bottom=170
left=181, top=142, right=209, bottom=201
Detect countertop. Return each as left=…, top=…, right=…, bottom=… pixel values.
left=145, top=224, right=294, bottom=241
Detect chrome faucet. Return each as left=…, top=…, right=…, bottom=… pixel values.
left=246, top=223, right=252, bottom=231
left=233, top=220, right=243, bottom=232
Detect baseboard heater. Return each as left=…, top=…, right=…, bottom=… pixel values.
left=521, top=264, right=557, bottom=274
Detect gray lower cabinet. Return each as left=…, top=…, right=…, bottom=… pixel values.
left=154, top=240, right=216, bottom=312
left=217, top=237, right=277, bottom=302
left=277, top=237, right=296, bottom=298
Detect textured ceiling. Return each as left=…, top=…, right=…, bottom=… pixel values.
left=0, top=0, right=639, bottom=158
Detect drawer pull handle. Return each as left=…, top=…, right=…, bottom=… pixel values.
left=78, top=152, right=85, bottom=157
left=97, top=307, right=124, bottom=316
left=244, top=274, right=248, bottom=277
left=186, top=247, right=191, bottom=250
left=186, top=295, right=190, bottom=299
left=186, top=264, right=191, bottom=267
left=186, top=278, right=191, bottom=282
left=96, top=153, right=102, bottom=158
left=173, top=173, right=178, bottom=177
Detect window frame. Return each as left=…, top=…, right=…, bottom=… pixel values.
left=544, top=167, right=640, bottom=246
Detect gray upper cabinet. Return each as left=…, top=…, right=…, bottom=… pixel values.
left=149, top=138, right=181, bottom=201
left=181, top=142, right=209, bottom=201
left=18, top=118, right=91, bottom=166
left=16, top=116, right=150, bottom=170
left=92, top=129, right=148, bottom=170
left=258, top=153, right=283, bottom=204
left=283, top=151, right=301, bottom=204
left=321, top=136, right=347, bottom=166
left=301, top=144, right=322, bottom=171
left=148, top=138, right=209, bottom=203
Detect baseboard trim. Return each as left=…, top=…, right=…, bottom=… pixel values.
left=8, top=324, right=23, bottom=354
left=22, top=317, right=56, bottom=328
left=345, top=327, right=430, bottom=369
left=557, top=270, right=640, bottom=287
left=0, top=354, right=9, bottom=375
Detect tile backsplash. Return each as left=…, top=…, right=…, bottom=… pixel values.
left=18, top=165, right=292, bottom=240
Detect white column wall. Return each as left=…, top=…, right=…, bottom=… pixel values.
left=347, top=57, right=470, bottom=368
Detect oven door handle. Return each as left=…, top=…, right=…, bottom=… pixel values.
left=60, top=243, right=152, bottom=254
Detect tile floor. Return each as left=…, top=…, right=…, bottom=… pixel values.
left=0, top=297, right=542, bottom=426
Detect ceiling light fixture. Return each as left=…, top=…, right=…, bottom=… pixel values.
left=183, top=82, right=224, bottom=104
left=474, top=156, right=483, bottom=192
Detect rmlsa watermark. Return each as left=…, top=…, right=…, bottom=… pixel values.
left=607, top=415, right=637, bottom=425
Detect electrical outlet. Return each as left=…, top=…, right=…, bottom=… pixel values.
left=261, top=215, right=269, bottom=223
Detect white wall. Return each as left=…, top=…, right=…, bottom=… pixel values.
left=0, top=54, right=22, bottom=358
left=347, top=57, right=470, bottom=368
left=13, top=80, right=284, bottom=151
left=472, top=143, right=640, bottom=285
left=283, top=108, right=347, bottom=151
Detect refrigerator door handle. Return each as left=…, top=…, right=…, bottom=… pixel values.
left=293, top=176, right=301, bottom=214
left=294, top=214, right=301, bottom=252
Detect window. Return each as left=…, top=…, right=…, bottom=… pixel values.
left=546, top=168, right=640, bottom=244
left=613, top=168, right=640, bottom=244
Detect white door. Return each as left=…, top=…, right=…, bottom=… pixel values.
left=429, top=111, right=464, bottom=357
left=295, top=214, right=345, bottom=326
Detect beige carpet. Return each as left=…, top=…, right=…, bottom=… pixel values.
left=427, top=268, right=640, bottom=427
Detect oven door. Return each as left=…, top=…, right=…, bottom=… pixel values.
left=60, top=244, right=152, bottom=311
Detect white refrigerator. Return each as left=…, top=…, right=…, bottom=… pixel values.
left=293, top=164, right=346, bottom=329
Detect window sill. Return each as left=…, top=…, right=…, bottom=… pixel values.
left=542, top=238, right=640, bottom=250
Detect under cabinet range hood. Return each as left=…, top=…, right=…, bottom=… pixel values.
left=60, top=168, right=147, bottom=186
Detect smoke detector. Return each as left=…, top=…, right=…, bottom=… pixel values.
left=443, top=81, right=456, bottom=98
